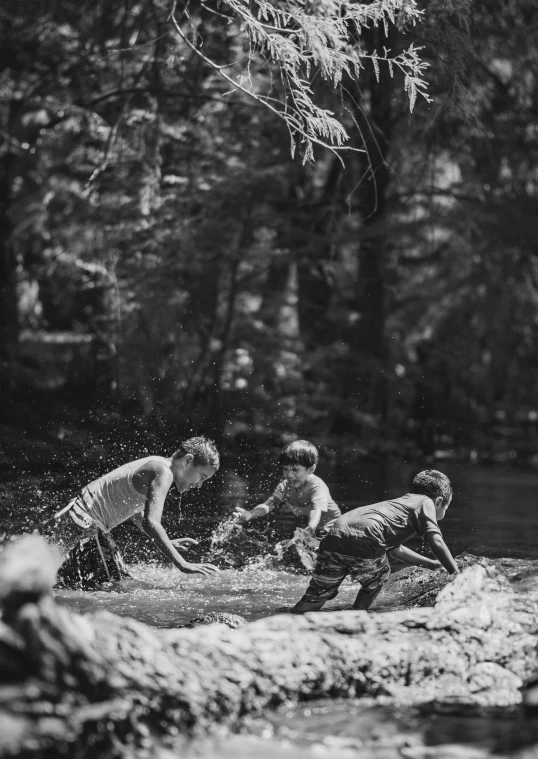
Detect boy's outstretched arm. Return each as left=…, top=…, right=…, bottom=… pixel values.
left=143, top=469, right=218, bottom=576
left=130, top=513, right=198, bottom=552
left=390, top=544, right=442, bottom=570
left=130, top=512, right=150, bottom=534
left=425, top=533, right=459, bottom=574
left=234, top=503, right=271, bottom=522
left=305, top=507, right=323, bottom=534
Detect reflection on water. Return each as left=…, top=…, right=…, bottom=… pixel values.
left=202, top=699, right=538, bottom=759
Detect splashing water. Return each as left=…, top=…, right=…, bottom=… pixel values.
left=195, top=514, right=276, bottom=569
left=273, top=528, right=319, bottom=573
left=209, top=513, right=243, bottom=552
left=198, top=516, right=320, bottom=575
left=53, top=518, right=324, bottom=627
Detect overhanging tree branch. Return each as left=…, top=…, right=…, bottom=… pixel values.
left=166, top=0, right=432, bottom=161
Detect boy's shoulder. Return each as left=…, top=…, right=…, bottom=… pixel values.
left=305, top=473, right=330, bottom=491
left=133, top=456, right=172, bottom=478
left=398, top=492, right=435, bottom=512
left=405, top=492, right=434, bottom=504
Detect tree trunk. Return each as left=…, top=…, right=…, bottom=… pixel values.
left=295, top=158, right=343, bottom=349
left=0, top=151, right=19, bottom=397
left=346, top=27, right=397, bottom=420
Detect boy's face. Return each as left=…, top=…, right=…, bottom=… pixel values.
left=283, top=463, right=315, bottom=487
left=172, top=456, right=216, bottom=493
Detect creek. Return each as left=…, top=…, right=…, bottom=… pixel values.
left=7, top=459, right=538, bottom=757
left=55, top=460, right=538, bottom=624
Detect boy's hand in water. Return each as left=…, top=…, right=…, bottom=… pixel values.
left=171, top=537, right=198, bottom=552
left=233, top=507, right=252, bottom=522
left=179, top=561, right=219, bottom=576
left=295, top=527, right=317, bottom=543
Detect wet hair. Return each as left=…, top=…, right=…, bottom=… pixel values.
left=412, top=469, right=452, bottom=507
left=172, top=436, right=220, bottom=470
left=278, top=439, right=319, bottom=468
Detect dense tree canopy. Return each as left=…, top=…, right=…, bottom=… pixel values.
left=1, top=0, right=537, bottom=458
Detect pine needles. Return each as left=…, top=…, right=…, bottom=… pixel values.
left=168, top=0, right=432, bottom=161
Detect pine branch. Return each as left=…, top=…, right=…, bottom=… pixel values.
left=167, top=0, right=431, bottom=160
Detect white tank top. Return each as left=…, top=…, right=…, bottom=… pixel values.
left=80, top=455, right=170, bottom=531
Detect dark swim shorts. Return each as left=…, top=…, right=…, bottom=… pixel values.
left=56, top=530, right=130, bottom=590
left=300, top=548, right=391, bottom=603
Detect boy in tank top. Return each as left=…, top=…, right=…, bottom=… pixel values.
left=55, top=436, right=220, bottom=589
left=234, top=439, right=342, bottom=536
left=290, top=469, right=459, bottom=614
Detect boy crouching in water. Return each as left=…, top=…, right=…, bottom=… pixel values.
left=54, top=436, right=220, bottom=589
left=291, top=469, right=458, bottom=614
left=234, top=439, right=342, bottom=536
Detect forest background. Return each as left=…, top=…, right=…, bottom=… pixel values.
left=1, top=0, right=538, bottom=527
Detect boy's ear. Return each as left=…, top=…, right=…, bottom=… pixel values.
left=309, top=464, right=316, bottom=473
left=182, top=453, right=195, bottom=467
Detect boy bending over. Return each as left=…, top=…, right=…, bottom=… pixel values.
left=291, top=469, right=458, bottom=614
left=54, top=436, right=219, bottom=589
left=234, top=440, right=341, bottom=536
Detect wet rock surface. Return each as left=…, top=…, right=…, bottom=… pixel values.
left=1, top=537, right=538, bottom=757
left=183, top=612, right=248, bottom=629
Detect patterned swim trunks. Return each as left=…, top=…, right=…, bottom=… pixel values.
left=300, top=549, right=391, bottom=604
left=56, top=530, right=130, bottom=590
left=54, top=496, right=130, bottom=590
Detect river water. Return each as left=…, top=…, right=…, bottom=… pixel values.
left=43, top=460, right=538, bottom=757
left=54, top=459, right=538, bottom=625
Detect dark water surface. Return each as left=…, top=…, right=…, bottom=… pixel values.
left=330, top=459, right=538, bottom=560
left=8, top=460, right=538, bottom=757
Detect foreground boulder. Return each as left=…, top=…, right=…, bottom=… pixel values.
left=0, top=536, right=537, bottom=757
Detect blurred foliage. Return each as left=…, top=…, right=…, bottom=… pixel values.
left=1, top=0, right=538, bottom=462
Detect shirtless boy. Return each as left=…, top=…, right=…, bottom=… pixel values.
left=55, top=436, right=219, bottom=589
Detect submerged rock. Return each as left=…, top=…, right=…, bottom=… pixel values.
left=0, top=536, right=538, bottom=757
left=183, top=612, right=247, bottom=629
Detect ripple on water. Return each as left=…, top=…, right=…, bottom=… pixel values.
left=54, top=560, right=366, bottom=627
left=55, top=556, right=538, bottom=628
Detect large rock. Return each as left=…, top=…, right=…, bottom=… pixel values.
left=0, top=536, right=537, bottom=757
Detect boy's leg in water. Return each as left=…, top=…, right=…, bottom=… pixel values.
left=352, top=586, right=382, bottom=610
left=291, top=598, right=327, bottom=614
left=100, top=531, right=130, bottom=579
left=290, top=549, right=350, bottom=614
left=350, top=553, right=391, bottom=611
left=57, top=529, right=130, bottom=590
